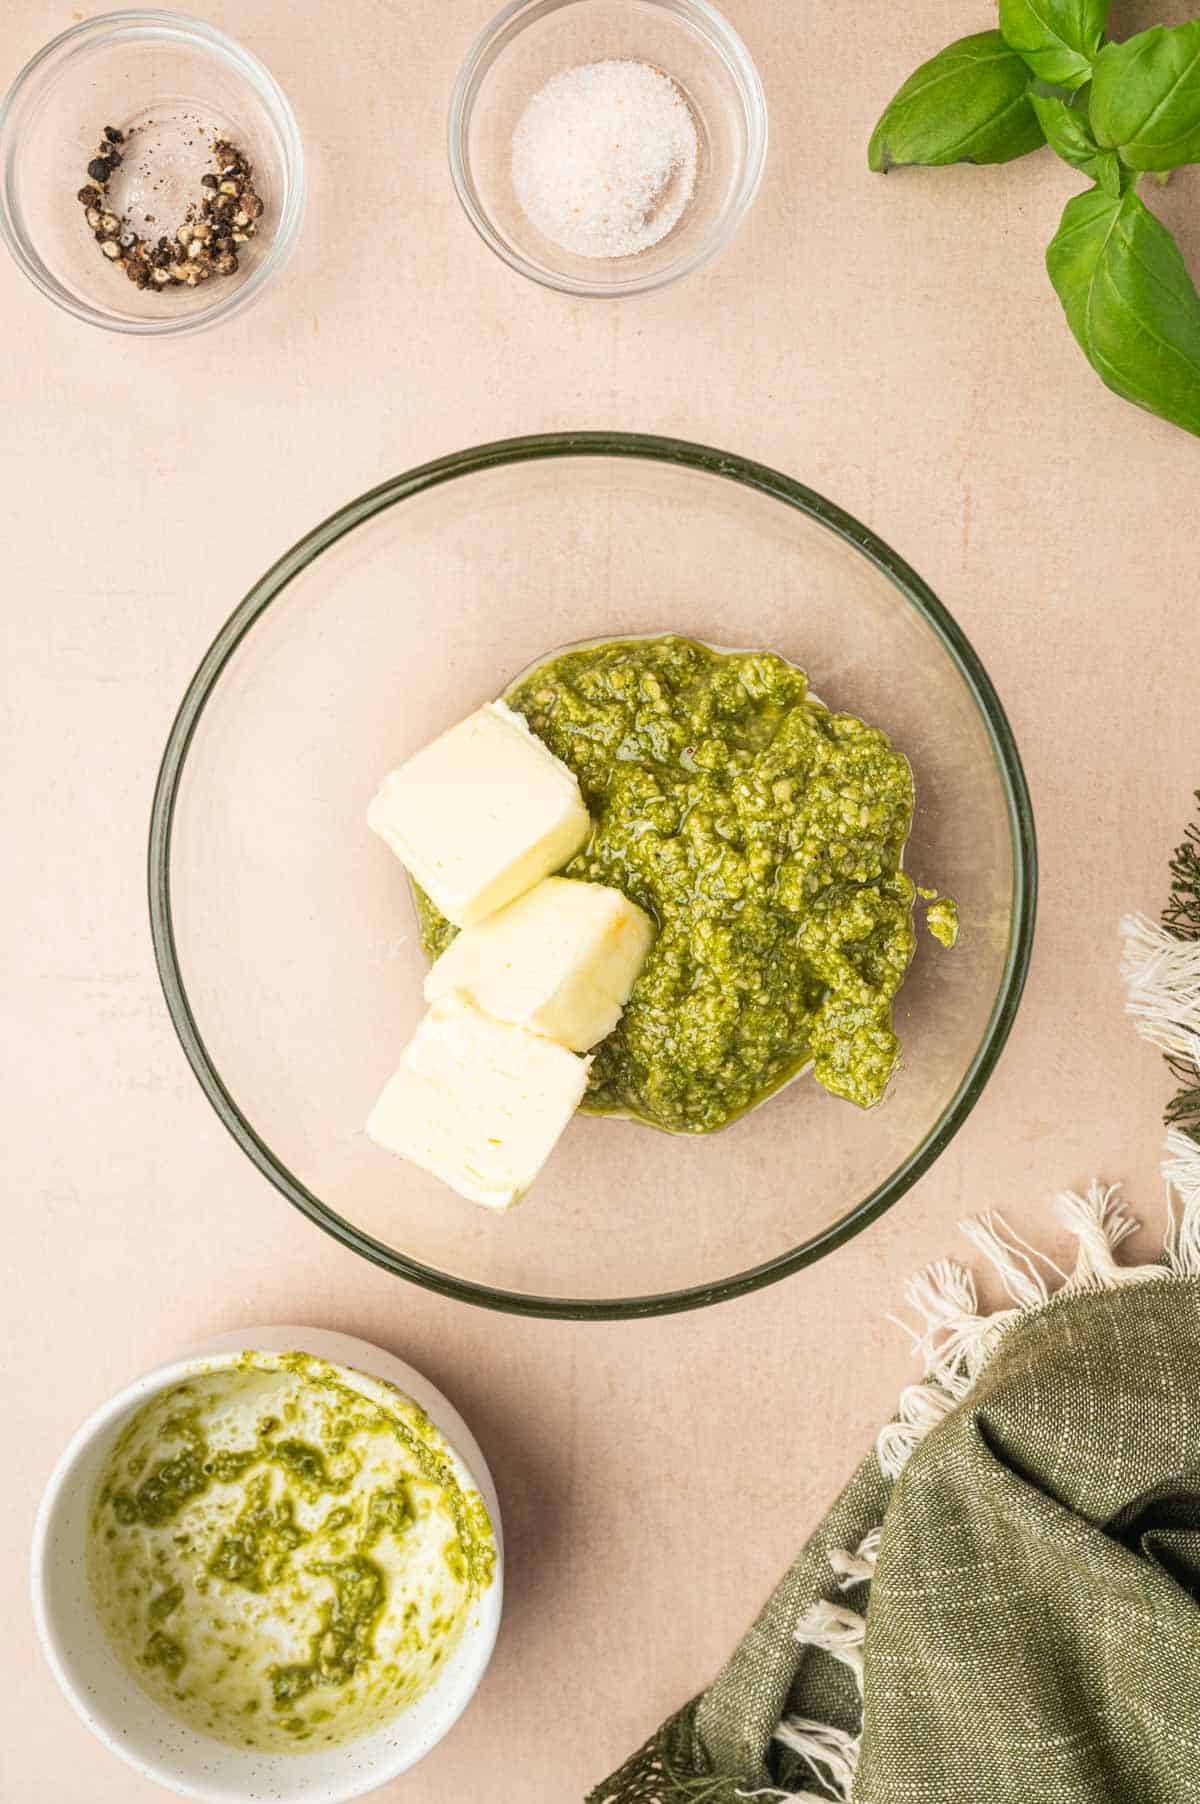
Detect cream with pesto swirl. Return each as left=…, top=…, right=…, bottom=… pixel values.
left=86, top=1353, right=495, bottom=1751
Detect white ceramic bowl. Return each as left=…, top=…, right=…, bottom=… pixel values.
left=30, top=1326, right=503, bottom=1802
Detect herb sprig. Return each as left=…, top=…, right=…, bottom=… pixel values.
left=1165, top=792, right=1200, bottom=1143
left=869, top=5, right=1200, bottom=439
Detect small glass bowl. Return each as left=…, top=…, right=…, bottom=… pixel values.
left=0, top=11, right=304, bottom=335
left=448, top=0, right=767, bottom=297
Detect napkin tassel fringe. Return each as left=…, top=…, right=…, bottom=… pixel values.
left=874, top=1164, right=1200, bottom=1482
left=768, top=1714, right=860, bottom=1804
left=828, top=1527, right=879, bottom=1590
left=1120, top=913, right=1200, bottom=1063
left=757, top=1602, right=867, bottom=1801
left=1164, top=1128, right=1200, bottom=1274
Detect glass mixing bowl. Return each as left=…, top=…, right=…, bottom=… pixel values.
left=149, top=435, right=1036, bottom=1318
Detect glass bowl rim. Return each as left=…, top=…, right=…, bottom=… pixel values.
left=0, top=8, right=305, bottom=337
left=446, top=0, right=769, bottom=299
left=148, top=431, right=1038, bottom=1321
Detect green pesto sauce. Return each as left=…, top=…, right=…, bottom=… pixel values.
left=925, top=896, right=959, bottom=948
left=417, top=636, right=926, bottom=1131
left=87, top=1353, right=495, bottom=1753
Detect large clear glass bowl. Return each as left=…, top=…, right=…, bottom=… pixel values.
left=149, top=435, right=1036, bottom=1318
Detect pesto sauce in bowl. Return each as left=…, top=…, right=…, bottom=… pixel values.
left=417, top=635, right=925, bottom=1134
left=86, top=1353, right=496, bottom=1752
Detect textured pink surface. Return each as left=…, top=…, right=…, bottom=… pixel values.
left=2, top=2, right=1197, bottom=1799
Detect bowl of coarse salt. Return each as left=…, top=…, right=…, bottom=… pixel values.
left=448, top=0, right=767, bottom=297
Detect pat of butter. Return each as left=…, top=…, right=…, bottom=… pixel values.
left=426, top=876, right=655, bottom=1052
left=368, top=700, right=590, bottom=928
left=366, top=996, right=590, bottom=1211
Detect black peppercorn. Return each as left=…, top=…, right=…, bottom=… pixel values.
left=80, top=128, right=258, bottom=295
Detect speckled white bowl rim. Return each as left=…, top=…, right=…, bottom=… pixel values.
left=30, top=1326, right=504, bottom=1802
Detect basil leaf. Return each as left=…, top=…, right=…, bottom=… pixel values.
left=999, top=0, right=1108, bottom=91
left=869, top=31, right=1045, bottom=171
left=1046, top=184, right=1200, bottom=435
left=1030, top=88, right=1123, bottom=192
left=1090, top=22, right=1200, bottom=172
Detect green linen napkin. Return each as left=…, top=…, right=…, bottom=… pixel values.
left=592, top=808, right=1200, bottom=1804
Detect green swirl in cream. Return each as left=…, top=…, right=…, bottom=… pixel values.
left=86, top=1352, right=495, bottom=1751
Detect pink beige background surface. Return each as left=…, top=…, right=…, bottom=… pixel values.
left=2, top=2, right=1197, bottom=1799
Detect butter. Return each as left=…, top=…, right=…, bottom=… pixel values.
left=426, top=876, right=654, bottom=1052
left=367, top=995, right=590, bottom=1210
left=368, top=700, right=590, bottom=927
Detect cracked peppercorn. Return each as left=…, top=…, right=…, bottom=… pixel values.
left=77, top=128, right=264, bottom=295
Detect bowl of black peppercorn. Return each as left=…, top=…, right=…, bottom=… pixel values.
left=0, top=11, right=304, bottom=335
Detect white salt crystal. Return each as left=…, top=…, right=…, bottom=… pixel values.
left=512, top=59, right=699, bottom=260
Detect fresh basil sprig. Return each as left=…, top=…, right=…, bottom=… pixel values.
left=868, top=32, right=1045, bottom=170
left=869, top=6, right=1200, bottom=438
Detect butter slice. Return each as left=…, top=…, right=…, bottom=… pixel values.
left=368, top=700, right=590, bottom=927
left=366, top=996, right=590, bottom=1210
left=426, top=876, right=655, bottom=1052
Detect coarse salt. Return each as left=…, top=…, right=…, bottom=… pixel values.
left=512, top=59, right=698, bottom=260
